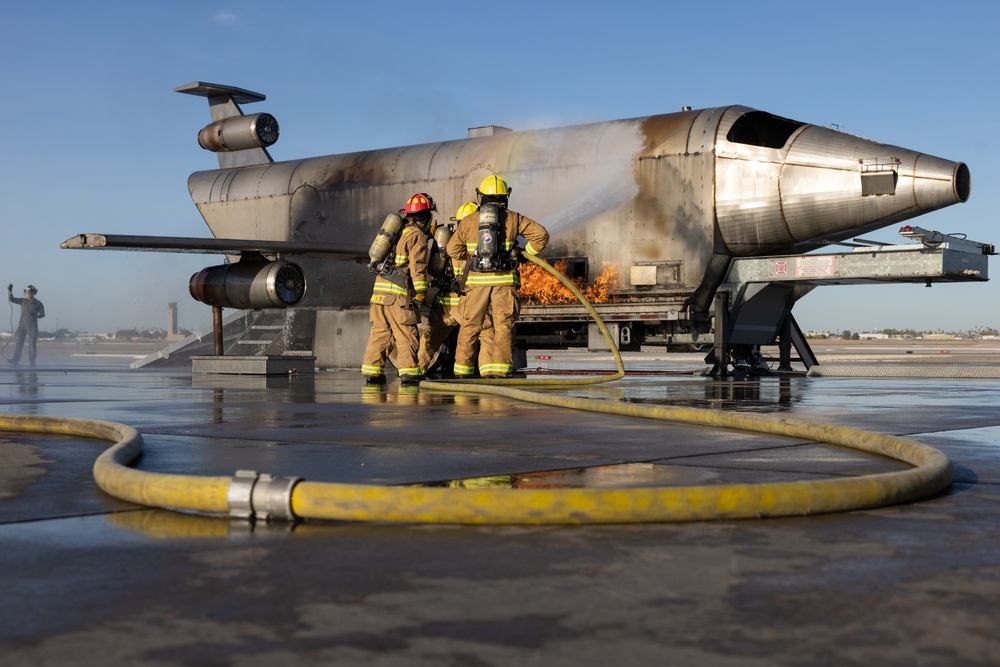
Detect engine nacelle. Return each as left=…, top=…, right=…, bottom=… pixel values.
left=189, top=260, right=305, bottom=309
left=197, top=113, right=279, bottom=152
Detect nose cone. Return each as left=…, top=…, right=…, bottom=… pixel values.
left=778, top=126, right=971, bottom=249
left=715, top=109, right=971, bottom=256
left=912, top=154, right=971, bottom=210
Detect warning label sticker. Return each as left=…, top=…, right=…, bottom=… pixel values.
left=796, top=256, right=837, bottom=278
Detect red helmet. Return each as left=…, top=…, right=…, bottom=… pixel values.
left=400, top=193, right=436, bottom=215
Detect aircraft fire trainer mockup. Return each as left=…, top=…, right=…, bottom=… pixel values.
left=63, top=82, right=991, bottom=374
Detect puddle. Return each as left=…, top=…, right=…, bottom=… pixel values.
left=420, top=462, right=688, bottom=489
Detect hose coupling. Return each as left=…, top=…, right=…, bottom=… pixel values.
left=227, top=469, right=301, bottom=522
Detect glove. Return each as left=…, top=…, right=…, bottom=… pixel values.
left=413, top=293, right=430, bottom=318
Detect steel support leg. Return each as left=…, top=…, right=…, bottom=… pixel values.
left=213, top=306, right=224, bottom=356
left=709, top=292, right=731, bottom=377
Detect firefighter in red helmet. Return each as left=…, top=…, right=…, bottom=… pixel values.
left=361, top=193, right=434, bottom=385
left=446, top=175, right=548, bottom=378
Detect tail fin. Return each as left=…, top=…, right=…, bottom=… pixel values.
left=174, top=81, right=274, bottom=169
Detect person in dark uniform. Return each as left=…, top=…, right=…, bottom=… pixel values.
left=7, top=284, right=45, bottom=366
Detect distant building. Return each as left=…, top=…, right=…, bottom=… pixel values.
left=76, top=333, right=115, bottom=342
left=167, top=302, right=184, bottom=342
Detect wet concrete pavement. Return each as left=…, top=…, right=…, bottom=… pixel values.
left=1, top=350, right=1000, bottom=665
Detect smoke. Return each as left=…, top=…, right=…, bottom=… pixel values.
left=512, top=121, right=645, bottom=235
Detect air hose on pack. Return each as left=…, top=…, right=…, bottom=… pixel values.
left=0, top=253, right=952, bottom=525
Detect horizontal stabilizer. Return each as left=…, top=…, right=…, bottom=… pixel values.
left=174, top=82, right=265, bottom=105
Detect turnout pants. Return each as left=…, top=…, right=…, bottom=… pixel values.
left=418, top=301, right=461, bottom=372
left=454, top=284, right=519, bottom=377
left=362, top=301, right=422, bottom=379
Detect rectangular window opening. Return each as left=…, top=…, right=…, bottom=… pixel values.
left=860, top=158, right=899, bottom=196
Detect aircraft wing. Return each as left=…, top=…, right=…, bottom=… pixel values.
left=61, top=233, right=369, bottom=261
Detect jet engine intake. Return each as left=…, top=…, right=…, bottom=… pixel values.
left=197, top=113, right=279, bottom=152
left=189, top=260, right=305, bottom=309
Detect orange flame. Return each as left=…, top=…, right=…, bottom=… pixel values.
left=520, top=260, right=620, bottom=305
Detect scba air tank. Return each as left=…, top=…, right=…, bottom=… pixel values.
left=475, top=204, right=501, bottom=271
left=428, top=224, right=453, bottom=277
left=368, top=213, right=404, bottom=264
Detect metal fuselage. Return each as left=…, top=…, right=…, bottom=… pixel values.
left=187, top=105, right=970, bottom=318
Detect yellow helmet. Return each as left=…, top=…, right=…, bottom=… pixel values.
left=450, top=201, right=479, bottom=221
left=476, top=175, right=511, bottom=197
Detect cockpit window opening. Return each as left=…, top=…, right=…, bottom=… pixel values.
left=726, top=111, right=806, bottom=149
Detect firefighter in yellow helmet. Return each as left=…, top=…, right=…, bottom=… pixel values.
left=361, top=193, right=433, bottom=385
left=417, top=201, right=498, bottom=377
left=418, top=201, right=475, bottom=375
left=446, top=175, right=549, bottom=378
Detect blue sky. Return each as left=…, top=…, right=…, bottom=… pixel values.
left=1, top=1, right=997, bottom=335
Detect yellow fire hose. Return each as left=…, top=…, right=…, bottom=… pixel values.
left=0, top=253, right=952, bottom=525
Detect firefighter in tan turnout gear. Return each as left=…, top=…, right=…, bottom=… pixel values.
left=418, top=201, right=476, bottom=375
left=361, top=193, right=433, bottom=385
left=446, top=175, right=549, bottom=378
